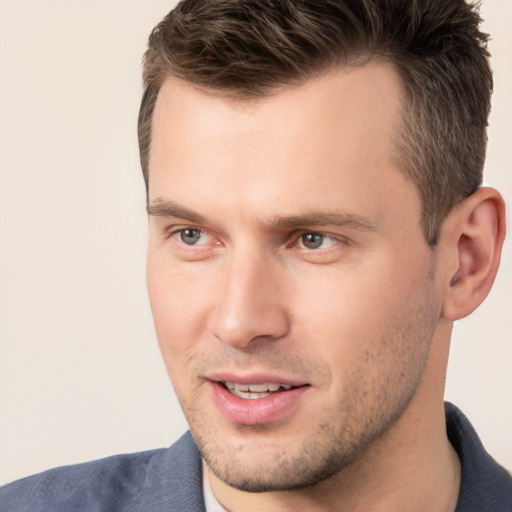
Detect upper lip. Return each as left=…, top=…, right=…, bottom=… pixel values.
left=205, top=371, right=310, bottom=387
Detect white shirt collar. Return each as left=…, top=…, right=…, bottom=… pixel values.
left=202, top=463, right=229, bottom=512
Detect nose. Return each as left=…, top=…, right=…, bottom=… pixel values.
left=207, top=250, right=290, bottom=348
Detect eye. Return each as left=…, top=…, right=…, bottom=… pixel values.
left=168, top=227, right=219, bottom=261
left=298, top=232, right=335, bottom=250
left=179, top=228, right=203, bottom=245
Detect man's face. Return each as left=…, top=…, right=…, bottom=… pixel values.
left=146, top=63, right=443, bottom=491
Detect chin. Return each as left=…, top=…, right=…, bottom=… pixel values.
left=194, top=420, right=364, bottom=493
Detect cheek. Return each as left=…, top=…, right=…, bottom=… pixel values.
left=146, top=255, right=211, bottom=381
left=292, top=257, right=428, bottom=368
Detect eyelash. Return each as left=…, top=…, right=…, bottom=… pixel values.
left=167, top=226, right=346, bottom=253
left=175, top=227, right=204, bottom=244
left=295, top=232, right=338, bottom=250
left=168, top=227, right=211, bottom=245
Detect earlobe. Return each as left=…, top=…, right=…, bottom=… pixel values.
left=441, top=187, right=506, bottom=321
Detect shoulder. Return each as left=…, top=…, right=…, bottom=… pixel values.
left=0, top=431, right=205, bottom=512
left=445, top=402, right=512, bottom=512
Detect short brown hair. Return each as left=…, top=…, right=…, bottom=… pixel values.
left=139, top=0, right=492, bottom=245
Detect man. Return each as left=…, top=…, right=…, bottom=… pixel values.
left=1, top=0, right=511, bottom=511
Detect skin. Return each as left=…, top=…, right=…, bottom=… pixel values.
left=146, top=62, right=505, bottom=511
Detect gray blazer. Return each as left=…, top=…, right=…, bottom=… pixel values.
left=1, top=404, right=511, bottom=511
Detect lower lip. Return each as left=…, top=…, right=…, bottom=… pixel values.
left=209, top=382, right=310, bottom=425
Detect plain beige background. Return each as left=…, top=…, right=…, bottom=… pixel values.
left=0, top=0, right=510, bottom=486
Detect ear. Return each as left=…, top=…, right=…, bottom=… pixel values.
left=441, top=187, right=506, bottom=321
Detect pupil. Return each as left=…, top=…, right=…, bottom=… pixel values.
left=181, top=229, right=201, bottom=244
left=302, top=233, right=323, bottom=249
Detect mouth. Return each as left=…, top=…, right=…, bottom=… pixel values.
left=208, top=376, right=311, bottom=425
left=222, top=381, right=295, bottom=399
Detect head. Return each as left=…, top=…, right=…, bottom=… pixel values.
left=139, top=0, right=493, bottom=246
left=141, top=0, right=505, bottom=500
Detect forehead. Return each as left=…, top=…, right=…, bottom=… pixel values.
left=150, top=61, right=404, bottom=155
left=148, top=62, right=414, bottom=228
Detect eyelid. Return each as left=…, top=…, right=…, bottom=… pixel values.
left=291, top=230, right=347, bottom=248
left=163, top=226, right=222, bottom=263
left=164, top=222, right=202, bottom=236
left=298, top=233, right=332, bottom=250
left=169, top=226, right=211, bottom=244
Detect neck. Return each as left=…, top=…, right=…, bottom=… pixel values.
left=207, top=406, right=460, bottom=512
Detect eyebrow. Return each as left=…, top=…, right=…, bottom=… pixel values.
left=147, top=199, right=205, bottom=223
left=269, top=212, right=378, bottom=232
left=147, top=199, right=377, bottom=232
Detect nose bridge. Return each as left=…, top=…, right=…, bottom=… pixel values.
left=207, top=244, right=289, bottom=348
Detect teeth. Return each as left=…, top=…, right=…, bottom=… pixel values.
left=223, top=381, right=295, bottom=399
left=248, top=383, right=273, bottom=392
left=232, top=389, right=272, bottom=399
